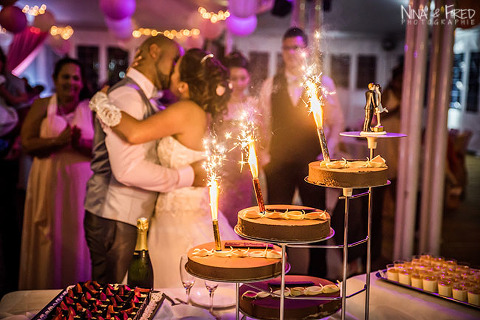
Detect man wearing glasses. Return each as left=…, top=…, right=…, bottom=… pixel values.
left=258, top=27, right=345, bottom=278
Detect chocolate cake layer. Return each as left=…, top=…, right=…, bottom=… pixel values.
left=308, top=161, right=388, bottom=188
left=186, top=241, right=284, bottom=282
left=237, top=205, right=331, bottom=242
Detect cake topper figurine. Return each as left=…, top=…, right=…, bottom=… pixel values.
left=362, top=83, right=388, bottom=133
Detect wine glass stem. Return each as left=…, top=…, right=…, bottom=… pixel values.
left=186, top=287, right=191, bottom=305
left=209, top=291, right=214, bottom=314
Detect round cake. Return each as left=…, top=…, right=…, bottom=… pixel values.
left=239, top=275, right=341, bottom=320
left=307, top=158, right=388, bottom=188
left=186, top=240, right=286, bottom=282
left=236, top=205, right=331, bottom=242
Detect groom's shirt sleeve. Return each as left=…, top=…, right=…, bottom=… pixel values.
left=103, top=86, right=194, bottom=192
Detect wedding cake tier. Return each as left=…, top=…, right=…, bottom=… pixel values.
left=239, top=275, right=341, bottom=319
left=236, top=205, right=331, bottom=242
left=307, top=157, right=388, bottom=188
left=186, top=240, right=285, bottom=282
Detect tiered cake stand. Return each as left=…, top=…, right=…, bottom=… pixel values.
left=235, top=227, right=336, bottom=319
left=313, top=131, right=404, bottom=320
left=188, top=131, right=405, bottom=320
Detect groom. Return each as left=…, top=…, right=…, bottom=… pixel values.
left=84, top=35, right=203, bottom=284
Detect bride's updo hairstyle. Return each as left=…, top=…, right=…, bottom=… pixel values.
left=179, top=48, right=231, bottom=117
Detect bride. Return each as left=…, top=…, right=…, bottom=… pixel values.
left=93, top=48, right=239, bottom=288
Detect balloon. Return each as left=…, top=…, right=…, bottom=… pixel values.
left=100, top=0, right=136, bottom=20
left=188, top=12, right=224, bottom=40
left=226, top=14, right=257, bottom=37
left=0, top=6, right=27, bottom=34
left=229, top=0, right=258, bottom=18
left=33, top=10, right=55, bottom=32
left=0, top=0, right=17, bottom=6
left=48, top=35, right=71, bottom=56
left=105, top=16, right=133, bottom=40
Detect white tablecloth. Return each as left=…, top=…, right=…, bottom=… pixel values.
left=1, top=273, right=479, bottom=319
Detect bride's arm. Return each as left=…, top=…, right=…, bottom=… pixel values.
left=112, top=105, right=183, bottom=144
left=91, top=91, right=188, bottom=144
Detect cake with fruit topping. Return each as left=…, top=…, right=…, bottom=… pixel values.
left=307, top=155, right=388, bottom=188
left=33, top=281, right=161, bottom=320
left=239, top=275, right=341, bottom=319
left=236, top=205, right=331, bottom=242
left=186, top=240, right=286, bottom=282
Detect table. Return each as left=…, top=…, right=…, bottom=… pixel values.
left=1, top=273, right=479, bottom=320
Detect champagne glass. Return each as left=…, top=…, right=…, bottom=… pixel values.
left=179, top=255, right=195, bottom=304
left=204, top=279, right=219, bottom=314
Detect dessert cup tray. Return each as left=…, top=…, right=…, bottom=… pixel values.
left=376, top=270, right=480, bottom=310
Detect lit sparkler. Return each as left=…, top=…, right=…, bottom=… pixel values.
left=231, top=108, right=266, bottom=214
left=248, top=139, right=266, bottom=213
left=306, top=79, right=330, bottom=162
left=203, top=136, right=227, bottom=251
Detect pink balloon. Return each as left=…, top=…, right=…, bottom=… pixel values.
left=105, top=17, right=133, bottom=40
left=0, top=6, right=27, bottom=34
left=226, top=14, right=257, bottom=37
left=33, top=10, right=56, bottom=32
left=229, top=0, right=258, bottom=18
left=100, top=0, right=135, bottom=20
left=188, top=12, right=224, bottom=40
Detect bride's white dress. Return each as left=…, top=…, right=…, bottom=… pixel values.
left=148, top=136, right=240, bottom=288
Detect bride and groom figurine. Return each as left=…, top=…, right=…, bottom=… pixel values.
left=362, top=82, right=388, bottom=134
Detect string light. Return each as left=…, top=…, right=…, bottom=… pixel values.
left=132, top=28, right=200, bottom=39
left=198, top=7, right=230, bottom=23
left=22, top=4, right=47, bottom=16
left=50, top=25, right=74, bottom=40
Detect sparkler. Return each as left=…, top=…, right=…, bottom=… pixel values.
left=203, top=136, right=227, bottom=251
left=231, top=108, right=267, bottom=214
left=306, top=79, right=330, bottom=162
left=248, top=139, right=266, bottom=213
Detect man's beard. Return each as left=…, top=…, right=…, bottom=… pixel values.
left=158, top=72, right=170, bottom=90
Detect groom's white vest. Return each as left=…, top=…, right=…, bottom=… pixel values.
left=84, top=78, right=158, bottom=226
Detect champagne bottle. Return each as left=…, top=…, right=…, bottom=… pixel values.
left=127, top=217, right=154, bottom=289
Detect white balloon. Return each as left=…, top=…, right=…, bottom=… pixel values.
left=229, top=0, right=258, bottom=18
left=105, top=16, right=133, bottom=40
left=226, top=14, right=257, bottom=37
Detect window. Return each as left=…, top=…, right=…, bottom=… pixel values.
left=450, top=53, right=464, bottom=110
left=356, top=55, right=376, bottom=89
left=466, top=52, right=479, bottom=113
left=330, top=54, right=350, bottom=88
left=77, top=45, right=99, bottom=96
left=107, top=47, right=129, bottom=86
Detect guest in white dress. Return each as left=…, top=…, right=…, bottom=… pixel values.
left=93, top=48, right=239, bottom=288
left=19, top=58, right=93, bottom=289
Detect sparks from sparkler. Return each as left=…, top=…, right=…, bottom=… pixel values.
left=202, top=135, right=227, bottom=189
left=222, top=108, right=260, bottom=172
